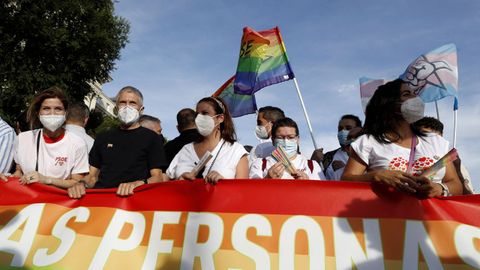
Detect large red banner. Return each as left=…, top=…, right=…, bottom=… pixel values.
left=0, top=178, right=479, bottom=269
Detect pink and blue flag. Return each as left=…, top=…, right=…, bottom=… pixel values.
left=234, top=26, right=295, bottom=95
left=359, top=77, right=386, bottom=113
left=400, top=43, right=459, bottom=110
left=212, top=75, right=257, bottom=118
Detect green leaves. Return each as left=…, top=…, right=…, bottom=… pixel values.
left=0, top=0, right=129, bottom=125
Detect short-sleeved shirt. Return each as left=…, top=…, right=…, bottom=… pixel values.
left=65, top=124, right=94, bottom=152
left=250, top=154, right=326, bottom=180
left=325, top=149, right=348, bottom=180
left=350, top=133, right=449, bottom=182
left=90, top=127, right=166, bottom=188
left=167, top=139, right=247, bottom=180
left=14, top=129, right=89, bottom=179
left=0, top=118, right=15, bottom=174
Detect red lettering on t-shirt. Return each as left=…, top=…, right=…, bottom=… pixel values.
left=55, top=157, right=68, bottom=166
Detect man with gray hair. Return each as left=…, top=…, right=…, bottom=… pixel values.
left=139, top=114, right=165, bottom=145
left=65, top=102, right=94, bottom=152
left=68, top=86, right=166, bottom=198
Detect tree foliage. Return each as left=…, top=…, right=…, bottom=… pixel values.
left=0, top=0, right=129, bottom=124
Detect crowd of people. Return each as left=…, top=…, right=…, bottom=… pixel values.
left=0, top=81, right=474, bottom=199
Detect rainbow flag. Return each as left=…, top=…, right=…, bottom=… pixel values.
left=359, top=77, right=386, bottom=113
left=234, top=26, right=295, bottom=95
left=420, top=148, right=458, bottom=178
left=212, top=75, right=257, bottom=118
left=400, top=43, right=459, bottom=110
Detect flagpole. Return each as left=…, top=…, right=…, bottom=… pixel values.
left=292, top=78, right=319, bottom=149
left=453, top=109, right=457, bottom=148
left=435, top=101, right=440, bottom=120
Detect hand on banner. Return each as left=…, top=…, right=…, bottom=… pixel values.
left=117, top=180, right=144, bottom=196
left=291, top=169, right=308, bottom=180
left=205, top=171, right=223, bottom=185
left=372, top=170, right=419, bottom=194
left=180, top=172, right=196, bottom=181
left=266, top=162, right=285, bottom=179
left=412, top=176, right=443, bottom=198
left=0, top=174, right=8, bottom=182
left=20, top=171, right=48, bottom=185
left=68, top=182, right=86, bottom=199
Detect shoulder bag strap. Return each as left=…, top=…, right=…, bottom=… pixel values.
left=35, top=130, right=42, bottom=171
left=205, top=141, right=226, bottom=175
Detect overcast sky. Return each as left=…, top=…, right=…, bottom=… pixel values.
left=102, top=0, right=480, bottom=190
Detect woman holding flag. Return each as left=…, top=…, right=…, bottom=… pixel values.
left=166, top=97, right=248, bottom=184
left=342, top=79, right=462, bottom=197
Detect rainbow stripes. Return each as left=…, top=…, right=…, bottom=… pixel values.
left=421, top=148, right=458, bottom=178
left=234, top=27, right=295, bottom=95
left=212, top=75, right=257, bottom=117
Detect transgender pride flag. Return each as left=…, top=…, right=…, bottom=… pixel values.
left=359, top=77, right=386, bottom=113
left=400, top=43, right=459, bottom=110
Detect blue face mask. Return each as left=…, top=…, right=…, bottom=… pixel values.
left=274, top=138, right=298, bottom=158
left=337, top=129, right=349, bottom=146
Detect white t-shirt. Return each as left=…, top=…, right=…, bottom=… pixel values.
left=14, top=129, right=89, bottom=180
left=65, top=124, right=94, bottom=152
left=325, top=149, right=348, bottom=180
left=350, top=133, right=449, bottom=182
left=250, top=154, right=325, bottom=180
left=167, top=139, right=248, bottom=179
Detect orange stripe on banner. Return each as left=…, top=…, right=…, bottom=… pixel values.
left=2, top=203, right=473, bottom=264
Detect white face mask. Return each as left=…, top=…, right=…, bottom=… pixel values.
left=39, top=115, right=65, bottom=132
left=401, top=96, right=425, bottom=123
left=255, top=125, right=269, bottom=140
left=195, top=114, right=218, bottom=136
left=118, top=105, right=140, bottom=125
left=274, top=138, right=298, bottom=158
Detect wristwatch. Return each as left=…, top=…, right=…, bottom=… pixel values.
left=438, top=182, right=450, bottom=196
